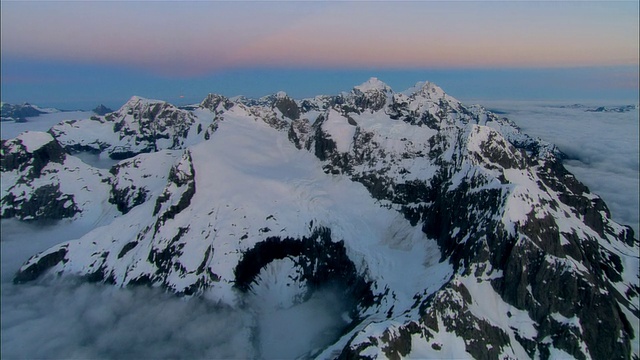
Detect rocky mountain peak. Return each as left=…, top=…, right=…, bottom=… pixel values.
left=413, top=80, right=447, bottom=97
left=349, top=77, right=393, bottom=112
left=118, top=96, right=165, bottom=113
left=1, top=102, right=46, bottom=122
left=92, top=104, right=113, bottom=116
left=353, top=77, right=392, bottom=93
left=1, top=131, right=65, bottom=178
left=200, top=93, right=234, bottom=113
left=273, top=93, right=300, bottom=120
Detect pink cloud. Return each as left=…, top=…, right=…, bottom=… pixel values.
left=1, top=1, right=638, bottom=77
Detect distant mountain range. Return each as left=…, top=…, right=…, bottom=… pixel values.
left=1, top=79, right=637, bottom=359
left=0, top=102, right=48, bottom=122
left=553, top=104, right=638, bottom=112
left=0, top=103, right=113, bottom=122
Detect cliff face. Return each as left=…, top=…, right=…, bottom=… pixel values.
left=4, top=79, right=638, bottom=359
left=1, top=132, right=111, bottom=221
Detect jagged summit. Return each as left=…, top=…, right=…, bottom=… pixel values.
left=197, top=78, right=453, bottom=115
left=349, top=77, right=393, bottom=112
left=353, top=77, right=392, bottom=93
left=119, top=95, right=166, bottom=111
left=402, top=80, right=448, bottom=98
left=2, top=80, right=638, bottom=359
left=200, top=93, right=233, bottom=112
left=92, top=104, right=113, bottom=116
left=0, top=102, right=48, bottom=122
left=48, top=95, right=196, bottom=160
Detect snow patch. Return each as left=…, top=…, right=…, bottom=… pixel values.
left=16, top=131, right=54, bottom=152
left=322, top=109, right=356, bottom=153
left=354, top=77, right=391, bottom=93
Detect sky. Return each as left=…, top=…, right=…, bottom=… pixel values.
left=1, top=1, right=639, bottom=109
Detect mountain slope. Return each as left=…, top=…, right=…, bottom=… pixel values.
left=1, top=102, right=50, bottom=122
left=4, top=79, right=638, bottom=359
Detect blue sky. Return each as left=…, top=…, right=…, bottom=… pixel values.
left=2, top=61, right=638, bottom=110
left=1, top=1, right=638, bottom=109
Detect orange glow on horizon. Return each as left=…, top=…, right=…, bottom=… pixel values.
left=1, top=1, right=637, bottom=77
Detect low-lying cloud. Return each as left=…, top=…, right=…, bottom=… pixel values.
left=1, top=220, right=354, bottom=359
left=1, top=280, right=253, bottom=359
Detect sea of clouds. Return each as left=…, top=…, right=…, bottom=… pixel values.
left=1, top=101, right=638, bottom=358
left=0, top=111, right=94, bottom=141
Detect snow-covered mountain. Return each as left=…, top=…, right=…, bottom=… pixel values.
left=0, top=102, right=53, bottom=122
left=2, top=78, right=638, bottom=359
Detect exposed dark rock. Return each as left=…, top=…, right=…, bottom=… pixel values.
left=352, top=84, right=390, bottom=112
left=380, top=322, right=421, bottom=359
left=274, top=95, right=301, bottom=120
left=85, top=98, right=197, bottom=160
left=14, top=247, right=68, bottom=284
left=84, top=252, right=111, bottom=283
left=1, top=102, right=45, bottom=122
left=1, top=184, right=79, bottom=220
left=153, top=152, right=196, bottom=232
left=311, top=115, right=337, bottom=161
left=92, top=104, right=113, bottom=116
left=288, top=118, right=311, bottom=149
left=201, top=94, right=234, bottom=113
left=109, top=185, right=147, bottom=214
left=1, top=135, right=66, bottom=177
left=586, top=105, right=637, bottom=113
left=148, top=227, right=189, bottom=275
left=234, top=227, right=374, bottom=313
left=117, top=241, right=139, bottom=259
left=108, top=149, right=139, bottom=160
left=299, top=96, right=333, bottom=113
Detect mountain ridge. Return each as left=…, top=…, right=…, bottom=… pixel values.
left=1, top=78, right=637, bottom=359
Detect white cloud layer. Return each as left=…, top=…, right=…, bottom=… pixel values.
left=1, top=280, right=252, bottom=359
